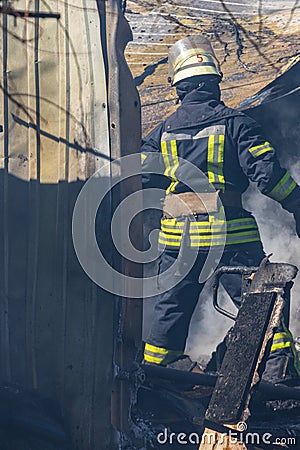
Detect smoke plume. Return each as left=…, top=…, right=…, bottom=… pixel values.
left=187, top=176, right=300, bottom=362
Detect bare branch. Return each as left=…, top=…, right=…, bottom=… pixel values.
left=217, top=0, right=278, bottom=70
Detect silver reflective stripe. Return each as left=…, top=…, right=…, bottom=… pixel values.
left=207, top=134, right=225, bottom=189
left=161, top=218, right=258, bottom=232
left=249, top=141, right=274, bottom=158
left=144, top=343, right=183, bottom=364
left=159, top=232, right=181, bottom=242
left=272, top=337, right=292, bottom=345
left=191, top=236, right=228, bottom=244
left=144, top=349, right=164, bottom=360
left=226, top=220, right=258, bottom=232
left=161, top=222, right=256, bottom=234
left=161, top=223, right=184, bottom=232
left=161, top=125, right=226, bottom=142
left=158, top=237, right=181, bottom=247
left=191, top=232, right=258, bottom=242
left=161, top=131, right=192, bottom=141
left=268, top=171, right=297, bottom=202
left=195, top=125, right=225, bottom=139
left=191, top=231, right=260, bottom=244
left=160, top=231, right=260, bottom=246
left=226, top=231, right=260, bottom=242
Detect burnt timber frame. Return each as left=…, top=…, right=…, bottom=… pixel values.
left=200, top=262, right=298, bottom=449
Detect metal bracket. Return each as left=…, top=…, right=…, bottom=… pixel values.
left=211, top=266, right=258, bottom=320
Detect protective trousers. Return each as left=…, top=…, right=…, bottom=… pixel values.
left=144, top=245, right=300, bottom=384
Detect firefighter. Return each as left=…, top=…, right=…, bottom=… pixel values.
left=141, top=35, right=300, bottom=384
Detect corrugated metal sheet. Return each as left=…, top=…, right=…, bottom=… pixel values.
left=0, top=0, right=142, bottom=448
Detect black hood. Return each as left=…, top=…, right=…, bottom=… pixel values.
left=165, top=79, right=242, bottom=132
left=175, top=77, right=221, bottom=102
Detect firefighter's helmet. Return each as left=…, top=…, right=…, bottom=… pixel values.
left=168, top=35, right=222, bottom=86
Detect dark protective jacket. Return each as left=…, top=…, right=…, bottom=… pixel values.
left=141, top=85, right=300, bottom=251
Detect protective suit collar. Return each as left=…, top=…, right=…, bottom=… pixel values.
left=175, top=78, right=221, bottom=102
left=165, top=82, right=242, bottom=132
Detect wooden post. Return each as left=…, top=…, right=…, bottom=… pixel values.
left=105, top=0, right=143, bottom=436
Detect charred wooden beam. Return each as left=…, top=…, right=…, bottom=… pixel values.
left=205, top=262, right=298, bottom=425
left=137, top=364, right=300, bottom=401
left=199, top=263, right=298, bottom=450
left=206, top=291, right=278, bottom=424
left=140, top=363, right=217, bottom=387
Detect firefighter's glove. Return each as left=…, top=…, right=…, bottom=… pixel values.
left=293, top=211, right=300, bottom=238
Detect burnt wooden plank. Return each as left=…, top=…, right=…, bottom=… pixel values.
left=205, top=291, right=277, bottom=424
left=248, top=262, right=298, bottom=292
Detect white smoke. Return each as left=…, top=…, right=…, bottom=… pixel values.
left=187, top=174, right=300, bottom=362
left=187, top=284, right=235, bottom=363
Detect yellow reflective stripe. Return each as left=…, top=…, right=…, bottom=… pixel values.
left=141, top=153, right=147, bottom=163
left=161, top=141, right=171, bottom=177
left=188, top=224, right=256, bottom=234
left=224, top=217, right=257, bottom=225
left=160, top=226, right=181, bottom=234
left=158, top=232, right=181, bottom=246
left=268, top=171, right=297, bottom=202
left=159, top=232, right=181, bottom=240
left=281, top=319, right=300, bottom=376
left=160, top=215, right=259, bottom=247
left=271, top=329, right=293, bottom=351
left=224, top=237, right=261, bottom=245
left=254, top=147, right=273, bottom=157
left=159, top=237, right=260, bottom=247
left=190, top=239, right=260, bottom=247
left=170, top=140, right=179, bottom=179
left=220, top=223, right=257, bottom=232
left=159, top=231, right=260, bottom=247
left=160, top=227, right=179, bottom=234
left=161, top=217, right=256, bottom=226
left=190, top=236, right=260, bottom=247
left=161, top=218, right=178, bottom=226
left=145, top=343, right=180, bottom=354
left=161, top=218, right=257, bottom=234
left=166, top=140, right=179, bottom=195
left=144, top=354, right=165, bottom=364
left=144, top=350, right=183, bottom=364
left=271, top=341, right=292, bottom=351
left=207, top=134, right=225, bottom=189
left=144, top=343, right=183, bottom=365
left=207, top=135, right=215, bottom=184
left=161, top=226, right=221, bottom=234
left=249, top=141, right=274, bottom=158
left=190, top=231, right=259, bottom=241
left=218, top=134, right=225, bottom=186
left=169, top=181, right=179, bottom=193
left=273, top=332, right=292, bottom=341
left=283, top=180, right=297, bottom=199
left=158, top=238, right=180, bottom=247
left=249, top=141, right=271, bottom=152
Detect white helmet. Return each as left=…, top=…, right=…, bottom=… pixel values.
left=168, top=35, right=222, bottom=86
